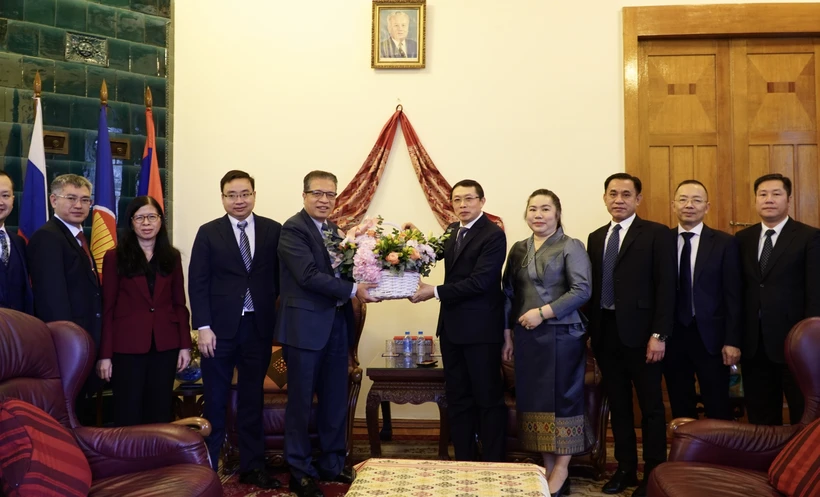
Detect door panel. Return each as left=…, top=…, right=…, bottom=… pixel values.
left=637, top=40, right=732, bottom=228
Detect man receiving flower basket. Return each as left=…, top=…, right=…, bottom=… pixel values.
left=324, top=217, right=450, bottom=300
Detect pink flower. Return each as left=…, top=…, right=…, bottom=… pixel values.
left=409, top=248, right=421, bottom=261
left=386, top=252, right=400, bottom=265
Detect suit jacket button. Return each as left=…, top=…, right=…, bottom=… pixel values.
left=150, top=308, right=155, bottom=312
left=95, top=313, right=101, bottom=318
left=760, top=284, right=764, bottom=288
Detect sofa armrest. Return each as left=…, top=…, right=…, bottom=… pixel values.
left=668, top=418, right=802, bottom=471
left=172, top=416, right=212, bottom=437
left=74, top=423, right=212, bottom=480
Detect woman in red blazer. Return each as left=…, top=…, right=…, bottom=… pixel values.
left=96, top=196, right=192, bottom=426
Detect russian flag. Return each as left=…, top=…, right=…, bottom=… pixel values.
left=138, top=105, right=164, bottom=210
left=17, top=97, right=48, bottom=241
left=90, top=103, right=117, bottom=280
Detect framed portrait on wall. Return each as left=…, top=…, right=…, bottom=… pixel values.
left=371, top=0, right=426, bottom=69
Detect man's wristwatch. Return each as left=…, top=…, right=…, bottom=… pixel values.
left=651, top=333, right=668, bottom=342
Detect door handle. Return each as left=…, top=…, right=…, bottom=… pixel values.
left=729, top=221, right=756, bottom=227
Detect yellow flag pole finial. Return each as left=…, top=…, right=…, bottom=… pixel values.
left=145, top=86, right=153, bottom=110
left=100, top=79, right=108, bottom=105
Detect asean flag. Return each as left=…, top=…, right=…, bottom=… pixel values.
left=90, top=103, right=117, bottom=281
left=138, top=106, right=164, bottom=209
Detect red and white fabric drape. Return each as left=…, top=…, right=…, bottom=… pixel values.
left=331, top=108, right=504, bottom=232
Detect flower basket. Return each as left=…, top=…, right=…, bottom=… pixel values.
left=367, top=270, right=421, bottom=300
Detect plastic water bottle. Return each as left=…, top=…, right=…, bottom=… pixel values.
left=416, top=331, right=426, bottom=356
left=403, top=331, right=413, bottom=357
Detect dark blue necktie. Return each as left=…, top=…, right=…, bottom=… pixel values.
left=677, top=232, right=695, bottom=326
left=600, top=224, right=621, bottom=308
left=455, top=226, right=468, bottom=254
left=759, top=229, right=776, bottom=273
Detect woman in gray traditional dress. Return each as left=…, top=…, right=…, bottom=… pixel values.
left=502, top=189, right=591, bottom=497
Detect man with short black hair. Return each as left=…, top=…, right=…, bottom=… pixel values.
left=410, top=179, right=508, bottom=462
left=664, top=179, right=741, bottom=422
left=586, top=173, right=675, bottom=497
left=189, top=170, right=282, bottom=488
left=736, top=173, right=820, bottom=425
left=0, top=171, right=33, bottom=314
left=276, top=170, right=378, bottom=497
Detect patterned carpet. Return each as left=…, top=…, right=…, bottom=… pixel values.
left=220, top=438, right=649, bottom=496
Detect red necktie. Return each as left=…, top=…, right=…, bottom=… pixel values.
left=76, top=231, right=95, bottom=270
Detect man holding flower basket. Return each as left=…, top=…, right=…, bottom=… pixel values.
left=406, top=179, right=508, bottom=463
left=275, top=171, right=378, bottom=497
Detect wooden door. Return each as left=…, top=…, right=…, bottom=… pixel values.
left=634, top=37, right=820, bottom=231
left=731, top=38, right=820, bottom=229
left=635, top=39, right=732, bottom=229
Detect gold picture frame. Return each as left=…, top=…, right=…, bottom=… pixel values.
left=371, top=0, right=426, bottom=69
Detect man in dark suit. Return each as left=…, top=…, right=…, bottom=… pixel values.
left=410, top=179, right=508, bottom=462
left=587, top=173, right=676, bottom=497
left=379, top=10, right=419, bottom=58
left=276, top=170, right=377, bottom=497
left=188, top=170, right=282, bottom=489
left=736, top=173, right=820, bottom=426
left=664, top=180, right=742, bottom=421
left=0, top=171, right=33, bottom=314
left=28, top=174, right=102, bottom=423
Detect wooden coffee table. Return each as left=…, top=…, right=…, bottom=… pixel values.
left=365, top=355, right=449, bottom=459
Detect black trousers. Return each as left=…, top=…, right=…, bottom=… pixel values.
left=201, top=313, right=272, bottom=472
left=440, top=330, right=507, bottom=462
left=593, top=310, right=667, bottom=474
left=111, top=344, right=179, bottom=426
left=283, top=309, right=349, bottom=480
left=742, top=328, right=804, bottom=426
left=663, top=321, right=731, bottom=420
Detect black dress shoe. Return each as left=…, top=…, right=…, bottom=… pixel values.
left=239, top=468, right=281, bottom=489
left=551, top=477, right=571, bottom=497
left=602, top=469, right=639, bottom=494
left=289, top=474, right=324, bottom=497
left=632, top=480, right=648, bottom=497
left=319, top=466, right=356, bottom=484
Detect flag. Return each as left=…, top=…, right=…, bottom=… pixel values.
left=17, top=97, right=48, bottom=241
left=138, top=107, right=164, bottom=209
left=90, top=103, right=117, bottom=280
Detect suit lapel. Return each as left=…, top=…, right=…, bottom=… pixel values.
left=693, top=225, right=714, bottom=287
left=300, top=210, right=333, bottom=272
left=136, top=275, right=153, bottom=304
left=615, top=217, right=642, bottom=266
left=52, top=219, right=98, bottom=287
left=451, top=215, right=486, bottom=266
left=218, top=215, right=245, bottom=271
left=762, top=218, right=796, bottom=279
left=251, top=217, right=268, bottom=272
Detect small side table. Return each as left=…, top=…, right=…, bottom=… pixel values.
left=173, top=381, right=205, bottom=419
left=366, top=356, right=449, bottom=460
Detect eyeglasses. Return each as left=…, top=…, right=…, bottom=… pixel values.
left=452, top=196, right=480, bottom=205
left=55, top=194, right=92, bottom=206
left=133, top=214, right=161, bottom=223
left=675, top=198, right=706, bottom=206
left=223, top=192, right=255, bottom=201
left=304, top=190, right=337, bottom=200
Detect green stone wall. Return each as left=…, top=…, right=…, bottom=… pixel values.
left=0, top=0, right=170, bottom=232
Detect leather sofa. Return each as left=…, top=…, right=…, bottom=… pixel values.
left=223, top=297, right=367, bottom=469
left=648, top=317, right=820, bottom=497
left=503, top=342, right=610, bottom=479
left=0, top=309, right=222, bottom=496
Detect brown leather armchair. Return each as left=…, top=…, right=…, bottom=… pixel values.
left=648, top=317, right=820, bottom=497
left=503, top=343, right=610, bottom=479
left=223, top=297, right=367, bottom=469
left=0, top=309, right=222, bottom=497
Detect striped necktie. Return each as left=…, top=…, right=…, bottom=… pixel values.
left=237, top=221, right=254, bottom=311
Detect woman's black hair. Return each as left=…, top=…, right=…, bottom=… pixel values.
left=116, top=196, right=179, bottom=277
